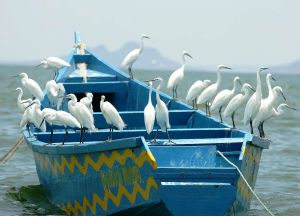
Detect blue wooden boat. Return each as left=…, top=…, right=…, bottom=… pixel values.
left=23, top=32, right=270, bottom=216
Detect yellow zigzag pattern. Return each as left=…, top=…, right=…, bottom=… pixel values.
left=36, top=149, right=157, bottom=176
left=65, top=177, right=158, bottom=216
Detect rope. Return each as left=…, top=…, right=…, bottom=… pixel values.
left=0, top=135, right=24, bottom=164
left=217, top=150, right=275, bottom=216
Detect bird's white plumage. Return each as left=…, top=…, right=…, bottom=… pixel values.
left=100, top=96, right=126, bottom=130
left=144, top=81, right=155, bottom=134
left=15, top=87, right=32, bottom=112
left=211, top=76, right=241, bottom=112
left=197, top=65, right=231, bottom=105
left=223, top=83, right=254, bottom=118
left=121, top=35, right=149, bottom=69
left=18, top=73, right=44, bottom=101
left=186, top=80, right=211, bottom=102
left=243, top=68, right=267, bottom=125
left=167, top=65, right=185, bottom=89
left=154, top=78, right=170, bottom=132
left=252, top=86, right=285, bottom=127
left=20, top=99, right=46, bottom=132
left=42, top=108, right=81, bottom=129
left=40, top=57, right=71, bottom=69
left=46, top=80, right=65, bottom=109
left=80, top=92, right=93, bottom=115
left=67, top=94, right=96, bottom=131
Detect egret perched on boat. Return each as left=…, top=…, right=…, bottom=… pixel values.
left=256, top=103, right=296, bottom=137
left=36, top=56, right=71, bottom=79
left=152, top=77, right=174, bottom=144
left=66, top=94, right=96, bottom=143
left=223, top=83, right=255, bottom=128
left=211, top=76, right=242, bottom=122
left=186, top=80, right=212, bottom=109
left=15, top=87, right=33, bottom=112
left=144, top=81, right=156, bottom=137
left=253, top=86, right=286, bottom=137
left=45, top=80, right=66, bottom=110
left=121, top=34, right=150, bottom=79
left=16, top=73, right=44, bottom=101
left=243, top=67, right=269, bottom=134
left=100, top=95, right=126, bottom=141
left=197, top=65, right=231, bottom=115
left=80, top=92, right=93, bottom=115
left=42, top=109, right=81, bottom=144
left=20, top=99, right=46, bottom=134
left=167, top=51, right=193, bottom=99
left=56, top=83, right=65, bottom=110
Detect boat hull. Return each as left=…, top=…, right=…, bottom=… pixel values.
left=25, top=136, right=160, bottom=216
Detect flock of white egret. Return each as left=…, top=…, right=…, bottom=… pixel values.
left=122, top=35, right=296, bottom=138
left=13, top=35, right=296, bottom=146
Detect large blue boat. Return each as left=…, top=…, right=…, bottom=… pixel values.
left=23, top=32, right=270, bottom=216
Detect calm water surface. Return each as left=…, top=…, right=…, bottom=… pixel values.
left=0, top=65, right=299, bottom=215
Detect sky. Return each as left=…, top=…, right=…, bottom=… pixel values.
left=2, top=0, right=300, bottom=67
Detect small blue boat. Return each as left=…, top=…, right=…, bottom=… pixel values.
left=23, top=32, right=270, bottom=216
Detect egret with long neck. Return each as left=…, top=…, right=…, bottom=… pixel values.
left=167, top=51, right=193, bottom=99
left=211, top=76, right=242, bottom=122
left=243, top=67, right=268, bottom=133
left=121, top=35, right=150, bottom=79
left=144, top=81, right=156, bottom=137
left=197, top=65, right=231, bottom=115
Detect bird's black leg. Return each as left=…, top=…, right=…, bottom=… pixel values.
left=219, top=106, right=223, bottom=122
left=111, top=127, right=114, bottom=141
left=232, top=112, right=236, bottom=128
left=192, top=100, right=195, bottom=109
left=49, top=127, right=53, bottom=144
left=250, top=119, right=254, bottom=134
left=172, top=87, right=175, bottom=99
left=195, top=99, right=198, bottom=109
left=53, top=69, right=58, bottom=80
left=175, top=86, right=178, bottom=98
left=80, top=126, right=83, bottom=143
left=261, top=121, right=265, bottom=138
left=26, top=124, right=31, bottom=137
left=208, top=103, right=211, bottom=116
left=205, top=103, right=208, bottom=115
left=128, top=66, right=133, bottom=79
left=62, top=127, right=68, bottom=145
left=258, top=123, right=263, bottom=138
left=166, top=128, right=175, bottom=145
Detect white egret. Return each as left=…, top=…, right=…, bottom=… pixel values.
left=36, top=56, right=71, bottom=79
left=16, top=73, right=44, bottom=101
left=20, top=99, right=46, bottom=134
left=186, top=80, right=212, bottom=109
left=167, top=51, right=193, bottom=99
left=256, top=103, right=296, bottom=138
left=100, top=95, right=126, bottom=141
left=45, top=81, right=66, bottom=110
left=121, top=34, right=150, bottom=79
left=197, top=65, right=232, bottom=115
left=80, top=92, right=94, bottom=115
left=211, top=76, right=242, bottom=122
left=42, top=109, right=81, bottom=144
left=223, top=83, right=255, bottom=128
left=66, top=94, right=96, bottom=143
left=253, top=86, right=286, bottom=137
left=143, top=81, right=156, bottom=137
left=56, top=83, right=65, bottom=110
left=152, top=77, right=174, bottom=144
left=243, top=67, right=269, bottom=134
left=15, top=87, right=32, bottom=112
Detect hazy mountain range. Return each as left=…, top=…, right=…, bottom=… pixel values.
left=2, top=41, right=299, bottom=73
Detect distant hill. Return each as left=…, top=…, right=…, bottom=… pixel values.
left=90, top=41, right=180, bottom=70
left=270, top=59, right=300, bottom=74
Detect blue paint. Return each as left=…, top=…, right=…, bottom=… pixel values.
left=24, top=32, right=271, bottom=216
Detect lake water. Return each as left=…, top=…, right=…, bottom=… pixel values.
left=0, top=65, right=299, bottom=215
